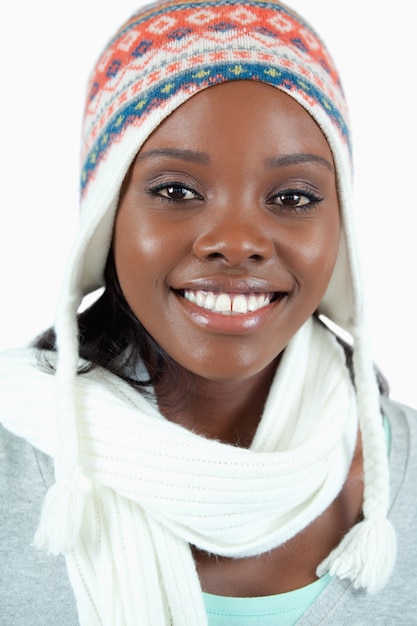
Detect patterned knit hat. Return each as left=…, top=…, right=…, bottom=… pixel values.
left=36, top=0, right=395, bottom=594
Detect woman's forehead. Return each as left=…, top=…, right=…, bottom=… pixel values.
left=138, top=80, right=333, bottom=163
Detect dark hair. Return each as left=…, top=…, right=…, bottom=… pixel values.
left=33, top=252, right=195, bottom=406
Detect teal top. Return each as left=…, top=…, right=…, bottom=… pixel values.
left=203, top=573, right=331, bottom=626
left=203, top=416, right=391, bottom=625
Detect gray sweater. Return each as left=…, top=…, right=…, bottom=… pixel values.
left=1, top=396, right=416, bottom=625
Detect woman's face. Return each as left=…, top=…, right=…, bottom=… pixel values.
left=113, top=81, right=340, bottom=382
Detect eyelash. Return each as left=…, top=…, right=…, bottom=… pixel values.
left=146, top=182, right=203, bottom=204
left=146, top=182, right=323, bottom=211
left=267, top=188, right=323, bottom=212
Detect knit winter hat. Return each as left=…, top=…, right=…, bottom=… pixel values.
left=36, top=0, right=396, bottom=594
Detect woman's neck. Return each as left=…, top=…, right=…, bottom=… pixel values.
left=156, top=357, right=279, bottom=447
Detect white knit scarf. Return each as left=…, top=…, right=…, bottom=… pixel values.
left=1, top=317, right=358, bottom=624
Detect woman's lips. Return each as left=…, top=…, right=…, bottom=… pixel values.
left=172, top=275, right=290, bottom=333
left=173, top=288, right=287, bottom=333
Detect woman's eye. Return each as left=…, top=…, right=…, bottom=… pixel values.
left=154, top=184, right=200, bottom=201
left=269, top=190, right=322, bottom=211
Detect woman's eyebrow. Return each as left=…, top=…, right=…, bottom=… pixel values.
left=265, top=153, right=334, bottom=172
left=135, top=148, right=210, bottom=165
left=135, top=149, right=333, bottom=171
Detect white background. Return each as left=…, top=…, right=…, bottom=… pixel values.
left=1, top=1, right=416, bottom=407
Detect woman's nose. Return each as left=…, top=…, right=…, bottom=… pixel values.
left=192, top=212, right=274, bottom=267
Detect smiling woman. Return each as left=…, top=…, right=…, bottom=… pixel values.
left=0, top=1, right=416, bottom=625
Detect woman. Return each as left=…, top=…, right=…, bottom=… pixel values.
left=1, top=0, right=415, bottom=624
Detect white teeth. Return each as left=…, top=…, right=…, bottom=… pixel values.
left=232, top=295, right=248, bottom=314
left=203, top=293, right=215, bottom=310
left=216, top=293, right=232, bottom=312
left=247, top=295, right=258, bottom=312
left=182, top=290, right=273, bottom=314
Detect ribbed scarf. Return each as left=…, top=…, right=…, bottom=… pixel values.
left=0, top=317, right=358, bottom=624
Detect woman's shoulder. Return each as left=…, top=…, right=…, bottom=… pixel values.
left=0, top=349, right=90, bottom=624
left=0, top=347, right=56, bottom=500
left=297, top=394, right=417, bottom=625
left=381, top=395, right=417, bottom=477
left=0, top=422, right=54, bottom=498
left=381, top=394, right=417, bottom=433
left=0, top=422, right=78, bottom=624
left=381, top=395, right=417, bottom=537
